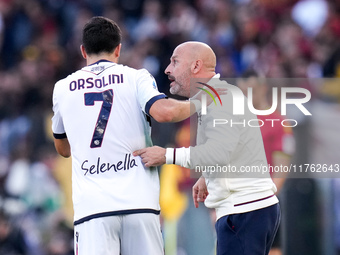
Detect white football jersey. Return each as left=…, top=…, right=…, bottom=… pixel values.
left=52, top=60, right=166, bottom=224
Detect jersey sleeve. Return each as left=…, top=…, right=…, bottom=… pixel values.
left=51, top=83, right=67, bottom=139
left=135, top=69, right=166, bottom=116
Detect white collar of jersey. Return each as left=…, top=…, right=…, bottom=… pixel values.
left=82, top=60, right=117, bottom=75
left=88, top=59, right=115, bottom=66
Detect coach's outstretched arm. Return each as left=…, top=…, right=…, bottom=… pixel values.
left=134, top=93, right=233, bottom=169
left=149, top=98, right=195, bottom=123
left=149, top=88, right=226, bottom=123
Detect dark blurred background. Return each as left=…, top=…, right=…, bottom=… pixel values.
left=0, top=0, right=340, bottom=254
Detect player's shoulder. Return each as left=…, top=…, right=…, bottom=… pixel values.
left=56, top=69, right=82, bottom=84
left=108, top=64, right=154, bottom=85
left=123, top=65, right=152, bottom=78
left=53, top=70, right=83, bottom=94
left=122, top=66, right=155, bottom=86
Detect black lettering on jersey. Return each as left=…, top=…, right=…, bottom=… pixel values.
left=103, top=76, right=109, bottom=87
left=86, top=78, right=94, bottom=88
left=69, top=74, right=125, bottom=91
left=70, top=81, right=77, bottom=91
left=91, top=66, right=104, bottom=72
left=78, top=79, right=85, bottom=89
left=111, top=74, right=121, bottom=84
left=95, top=79, right=102, bottom=88
left=81, top=154, right=138, bottom=176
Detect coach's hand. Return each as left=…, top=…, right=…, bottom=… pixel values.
left=133, top=146, right=166, bottom=167
left=193, top=177, right=209, bottom=208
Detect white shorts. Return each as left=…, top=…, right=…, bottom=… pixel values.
left=74, top=213, right=164, bottom=255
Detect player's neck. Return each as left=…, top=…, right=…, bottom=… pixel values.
left=86, top=53, right=118, bottom=66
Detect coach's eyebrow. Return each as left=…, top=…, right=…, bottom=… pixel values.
left=171, top=55, right=178, bottom=61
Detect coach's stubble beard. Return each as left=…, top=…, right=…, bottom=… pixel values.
left=169, top=70, right=191, bottom=98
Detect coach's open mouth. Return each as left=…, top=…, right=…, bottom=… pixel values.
left=168, top=76, right=175, bottom=86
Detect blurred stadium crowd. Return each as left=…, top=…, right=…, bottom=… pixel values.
left=0, top=0, right=340, bottom=254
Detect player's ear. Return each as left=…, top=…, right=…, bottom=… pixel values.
left=191, top=59, right=203, bottom=74
left=80, top=45, right=87, bottom=59
left=114, top=43, right=122, bottom=58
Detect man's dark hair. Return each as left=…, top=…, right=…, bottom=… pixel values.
left=240, top=69, right=259, bottom=79
left=82, top=16, right=122, bottom=55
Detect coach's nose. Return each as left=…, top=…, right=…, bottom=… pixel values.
left=164, top=64, right=171, bottom=75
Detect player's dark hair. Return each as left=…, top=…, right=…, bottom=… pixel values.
left=240, top=69, right=259, bottom=79
left=239, top=69, right=266, bottom=87
left=82, top=16, right=122, bottom=55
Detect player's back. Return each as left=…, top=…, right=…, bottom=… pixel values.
left=54, top=61, right=150, bottom=161
left=52, top=60, right=165, bottom=223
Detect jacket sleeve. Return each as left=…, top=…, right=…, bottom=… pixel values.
left=190, top=95, right=241, bottom=169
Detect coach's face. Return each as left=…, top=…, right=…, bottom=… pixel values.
left=165, top=45, right=193, bottom=98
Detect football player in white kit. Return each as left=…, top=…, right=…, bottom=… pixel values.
left=51, top=17, right=200, bottom=255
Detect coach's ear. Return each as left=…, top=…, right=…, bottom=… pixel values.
left=191, top=59, right=203, bottom=74
left=80, top=45, right=87, bottom=59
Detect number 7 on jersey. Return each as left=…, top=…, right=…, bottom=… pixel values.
left=84, top=89, right=113, bottom=148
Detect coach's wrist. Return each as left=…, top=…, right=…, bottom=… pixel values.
left=165, top=147, right=190, bottom=168
left=165, top=148, right=175, bottom=164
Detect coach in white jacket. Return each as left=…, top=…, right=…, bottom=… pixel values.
left=134, top=41, right=280, bottom=255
